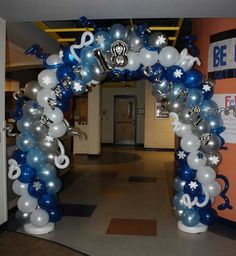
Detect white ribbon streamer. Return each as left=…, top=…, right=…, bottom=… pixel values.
left=54, top=139, right=70, bottom=169
left=8, top=159, right=21, bottom=180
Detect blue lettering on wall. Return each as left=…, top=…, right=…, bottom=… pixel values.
left=220, top=45, right=227, bottom=66
left=213, top=45, right=227, bottom=67
left=213, top=46, right=220, bottom=67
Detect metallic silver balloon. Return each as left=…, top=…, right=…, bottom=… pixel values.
left=191, top=118, right=211, bottom=136
left=24, top=81, right=43, bottom=100
left=206, top=152, right=222, bottom=168
left=30, top=208, right=49, bottom=228
left=43, top=107, right=64, bottom=125
left=15, top=210, right=30, bottom=225
left=23, top=100, right=43, bottom=120
left=37, top=88, right=57, bottom=109
left=49, top=122, right=67, bottom=138
left=16, top=117, right=33, bottom=132
left=46, top=54, right=63, bottom=66
left=180, top=133, right=201, bottom=153
left=196, top=166, right=216, bottom=185
left=167, top=100, right=183, bottom=114
left=205, top=181, right=221, bottom=197
left=179, top=107, right=199, bottom=125
left=200, top=134, right=222, bottom=153
left=45, top=151, right=57, bottom=164
left=93, top=63, right=107, bottom=81
left=127, top=27, right=144, bottom=52
left=30, top=120, right=48, bottom=137
left=38, top=133, right=58, bottom=153
left=148, top=32, right=168, bottom=49
left=17, top=194, right=37, bottom=213
left=12, top=180, right=28, bottom=196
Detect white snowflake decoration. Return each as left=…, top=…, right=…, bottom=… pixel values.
left=174, top=69, right=183, bottom=78
left=188, top=181, right=198, bottom=190
left=73, top=82, right=83, bottom=92
left=59, top=50, right=64, bottom=59
left=203, top=84, right=211, bottom=92
left=45, top=134, right=54, bottom=143
left=42, top=75, right=52, bottom=86
left=32, top=181, right=42, bottom=190
left=211, top=155, right=220, bottom=165
left=95, top=35, right=105, bottom=45
left=177, top=151, right=186, bottom=160
left=157, top=35, right=166, bottom=45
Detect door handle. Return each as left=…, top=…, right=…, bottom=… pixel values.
left=132, top=120, right=136, bottom=125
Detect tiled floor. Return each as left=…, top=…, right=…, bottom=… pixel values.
left=7, top=146, right=236, bottom=256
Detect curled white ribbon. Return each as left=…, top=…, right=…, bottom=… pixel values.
left=169, top=112, right=182, bottom=133
left=70, top=31, right=95, bottom=63
left=54, top=139, right=70, bottom=169
left=8, top=159, right=21, bottom=180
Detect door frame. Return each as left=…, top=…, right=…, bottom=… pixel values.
left=113, top=95, right=137, bottom=145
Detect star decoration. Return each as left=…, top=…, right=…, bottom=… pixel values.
left=202, top=84, right=211, bottom=92
left=31, top=101, right=38, bottom=109
left=197, top=152, right=204, bottom=159
left=42, top=75, right=52, bottom=86
left=95, top=35, right=105, bottom=45
left=32, top=181, right=42, bottom=191
left=157, top=35, right=166, bottom=45
left=45, top=134, right=54, bottom=143
left=210, top=155, right=220, bottom=165
left=177, top=150, right=186, bottom=159
left=73, top=82, right=83, bottom=92
left=59, top=50, right=64, bottom=59
left=173, top=69, right=184, bottom=78
left=188, top=181, right=198, bottom=190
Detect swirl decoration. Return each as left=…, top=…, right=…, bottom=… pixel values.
left=9, top=17, right=232, bottom=234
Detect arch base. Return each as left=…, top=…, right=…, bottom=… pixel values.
left=24, top=223, right=55, bottom=235
left=177, top=221, right=208, bottom=234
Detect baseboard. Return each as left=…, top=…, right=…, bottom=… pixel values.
left=144, top=148, right=175, bottom=152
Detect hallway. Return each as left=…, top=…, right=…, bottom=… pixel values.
left=6, top=146, right=236, bottom=256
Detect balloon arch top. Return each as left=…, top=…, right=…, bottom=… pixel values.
left=8, top=17, right=232, bottom=235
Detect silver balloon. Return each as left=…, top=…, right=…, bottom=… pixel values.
left=200, top=134, right=222, bottom=153
left=125, top=51, right=141, bottom=71
left=159, top=46, right=180, bottom=67
left=15, top=210, right=30, bottom=225
left=175, top=122, right=192, bottom=137
left=139, top=48, right=158, bottom=67
left=24, top=81, right=43, bottom=100
left=49, top=122, right=67, bottom=138
left=167, top=101, right=183, bottom=114
left=148, top=32, right=168, bottom=49
left=196, top=166, right=216, bottom=185
left=30, top=120, right=48, bottom=137
left=38, top=69, right=58, bottom=89
left=180, top=133, right=201, bottom=153
left=187, top=150, right=207, bottom=170
left=12, top=180, right=29, bottom=196
left=46, top=54, right=63, bottom=66
left=23, top=100, right=43, bottom=120
left=179, top=107, right=199, bottom=125
left=17, top=194, right=38, bottom=213
left=191, top=119, right=211, bottom=136
left=206, top=152, right=222, bottom=168
left=109, top=24, right=126, bottom=41
left=127, top=27, right=144, bottom=52
left=37, top=88, right=57, bottom=109
left=205, top=181, right=221, bottom=197
left=45, top=151, right=57, bottom=164
left=16, top=117, right=33, bottom=132
left=93, top=63, right=107, bottom=81
left=38, top=133, right=58, bottom=153
left=30, top=208, right=49, bottom=228
left=43, top=107, right=64, bottom=125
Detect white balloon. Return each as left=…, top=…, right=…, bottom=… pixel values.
left=125, top=51, right=141, bottom=71
left=17, top=194, right=38, bottom=213
left=196, top=166, right=216, bottom=185
left=139, top=48, right=159, bottom=66
left=205, top=181, right=221, bottom=197
left=44, top=107, right=64, bottom=125
left=159, top=46, right=180, bottom=67
left=187, top=150, right=207, bottom=170
left=38, top=69, right=58, bottom=89
left=176, top=48, right=201, bottom=71
left=37, top=89, right=56, bottom=109
left=175, top=122, right=192, bottom=137
left=49, top=122, right=67, bottom=138
left=46, top=54, right=63, bottom=66
left=30, top=208, right=49, bottom=228
left=180, top=134, right=200, bottom=153
left=12, top=180, right=28, bottom=196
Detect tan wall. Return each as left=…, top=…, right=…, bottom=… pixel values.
left=101, top=80, right=145, bottom=144
left=144, top=81, right=174, bottom=149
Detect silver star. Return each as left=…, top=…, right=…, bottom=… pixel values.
left=174, top=69, right=183, bottom=78
left=157, top=35, right=166, bottom=45
left=73, top=82, right=83, bottom=92
left=95, top=35, right=105, bottom=45
left=45, top=134, right=54, bottom=143
left=177, top=151, right=186, bottom=159
left=42, top=75, right=52, bottom=86
left=32, top=181, right=42, bottom=191
left=188, top=181, right=198, bottom=190
left=202, top=84, right=211, bottom=92
left=59, top=50, right=64, bottom=59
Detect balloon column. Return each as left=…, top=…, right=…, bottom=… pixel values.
left=9, top=17, right=231, bottom=234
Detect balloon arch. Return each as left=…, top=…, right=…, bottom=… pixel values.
left=8, top=18, right=232, bottom=235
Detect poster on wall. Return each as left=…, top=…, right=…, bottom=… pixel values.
left=155, top=98, right=169, bottom=119
left=208, top=29, right=236, bottom=80
left=213, top=94, right=236, bottom=144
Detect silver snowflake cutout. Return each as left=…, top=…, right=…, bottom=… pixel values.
left=210, top=156, right=220, bottom=165
left=202, top=84, right=211, bottom=92
left=157, top=35, right=166, bottom=45
left=173, top=69, right=183, bottom=78
left=95, top=35, right=105, bottom=45
left=59, top=50, right=64, bottom=59
left=188, top=181, right=198, bottom=190
left=177, top=151, right=186, bottom=159
left=32, top=181, right=42, bottom=191
left=42, top=75, right=52, bottom=86
left=73, top=82, right=83, bottom=92
left=45, top=134, right=54, bottom=143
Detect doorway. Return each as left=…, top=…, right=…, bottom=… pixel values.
left=114, top=96, right=136, bottom=145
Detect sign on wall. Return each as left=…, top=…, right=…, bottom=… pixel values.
left=208, top=29, right=236, bottom=80
left=213, top=94, right=236, bottom=144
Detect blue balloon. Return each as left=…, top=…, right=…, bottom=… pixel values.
left=28, top=179, right=47, bottom=198
left=181, top=208, right=200, bottom=227
left=48, top=207, right=63, bottom=222
left=38, top=194, right=58, bottom=210
left=169, top=83, right=186, bottom=101
left=165, top=65, right=184, bottom=84
left=56, top=99, right=69, bottom=112
left=175, top=147, right=189, bottom=164
left=26, top=147, right=45, bottom=169
left=109, top=24, right=126, bottom=41
left=12, top=149, right=27, bottom=164
left=46, top=177, right=62, bottom=194
left=80, top=46, right=98, bottom=65
left=16, top=117, right=32, bottom=133
left=16, top=132, right=37, bottom=152
left=18, top=164, right=36, bottom=183
left=108, top=69, right=123, bottom=81
left=200, top=83, right=214, bottom=100
left=184, top=180, right=202, bottom=199
left=199, top=100, right=218, bottom=118
left=173, top=192, right=188, bottom=211
left=183, top=69, right=203, bottom=88
left=36, top=163, right=57, bottom=182
left=177, top=165, right=196, bottom=181
left=196, top=194, right=212, bottom=209
left=199, top=208, right=216, bottom=225
left=186, top=88, right=203, bottom=108
left=147, top=64, right=166, bottom=83
left=55, top=83, right=73, bottom=101
left=173, top=177, right=186, bottom=193
left=93, top=31, right=112, bottom=52
left=208, top=114, right=224, bottom=130
left=56, top=65, right=75, bottom=83
left=74, top=64, right=93, bottom=84
left=71, top=79, right=87, bottom=96
left=62, top=46, right=80, bottom=66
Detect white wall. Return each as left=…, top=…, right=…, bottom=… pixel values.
left=0, top=17, right=7, bottom=226
left=101, top=80, right=145, bottom=144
